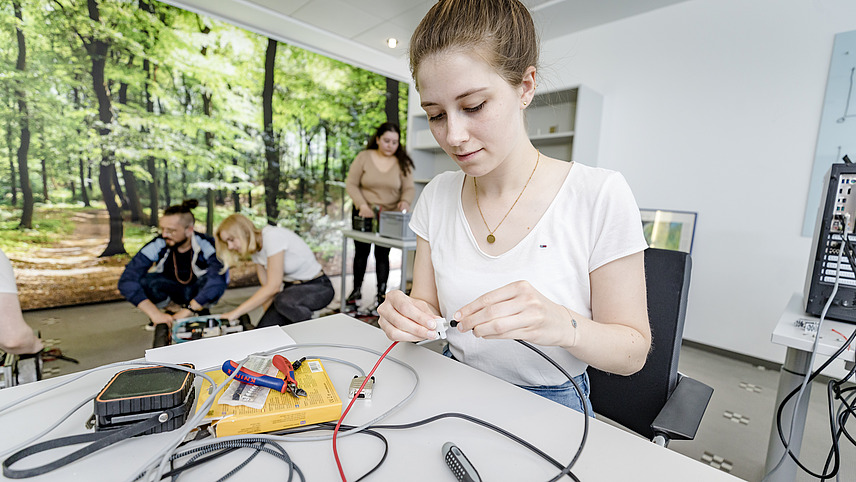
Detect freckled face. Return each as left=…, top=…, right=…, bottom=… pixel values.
left=417, top=50, right=528, bottom=178
left=377, top=131, right=400, bottom=157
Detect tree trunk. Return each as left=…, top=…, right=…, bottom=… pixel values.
left=147, top=158, right=158, bottom=226
left=41, top=155, right=48, bottom=202
left=385, top=77, right=399, bottom=124
left=72, top=88, right=91, bottom=206
left=232, top=158, right=240, bottom=212
left=141, top=0, right=158, bottom=227
left=116, top=73, right=144, bottom=222
left=322, top=126, right=330, bottom=216
left=206, top=189, right=215, bottom=234
left=199, top=22, right=216, bottom=235
left=297, top=133, right=307, bottom=208
left=112, top=165, right=127, bottom=210
left=78, top=158, right=90, bottom=206
left=262, top=38, right=279, bottom=226
left=13, top=0, right=33, bottom=229
left=181, top=164, right=187, bottom=201
left=5, top=116, right=17, bottom=206
left=87, top=0, right=125, bottom=256
left=121, top=163, right=144, bottom=222
left=163, top=159, right=171, bottom=206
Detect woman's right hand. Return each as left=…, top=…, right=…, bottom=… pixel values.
left=377, top=290, right=441, bottom=342
left=358, top=204, right=374, bottom=218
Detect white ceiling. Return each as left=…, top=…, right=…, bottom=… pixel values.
left=165, top=0, right=692, bottom=81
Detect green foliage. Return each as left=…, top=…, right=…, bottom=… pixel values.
left=0, top=0, right=406, bottom=262
left=123, top=221, right=158, bottom=255
left=0, top=204, right=79, bottom=251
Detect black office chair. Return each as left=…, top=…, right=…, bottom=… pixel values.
left=587, top=247, right=713, bottom=447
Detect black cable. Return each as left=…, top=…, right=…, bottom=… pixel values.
left=516, top=339, right=589, bottom=482
left=214, top=443, right=263, bottom=482
left=160, top=337, right=586, bottom=481
left=819, top=359, right=856, bottom=481
left=774, top=323, right=856, bottom=478
left=367, top=412, right=576, bottom=480
left=159, top=439, right=303, bottom=482
left=162, top=446, right=243, bottom=479
left=819, top=380, right=841, bottom=481
left=273, top=424, right=389, bottom=482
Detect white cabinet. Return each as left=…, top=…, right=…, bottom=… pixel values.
left=526, top=85, right=602, bottom=164
left=406, top=84, right=603, bottom=178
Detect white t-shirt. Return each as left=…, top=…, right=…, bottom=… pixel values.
left=251, top=226, right=322, bottom=283
left=0, top=249, right=17, bottom=294
left=410, top=163, right=648, bottom=386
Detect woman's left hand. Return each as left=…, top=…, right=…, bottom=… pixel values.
left=452, top=280, right=576, bottom=348
left=397, top=201, right=411, bottom=212
left=218, top=311, right=239, bottom=322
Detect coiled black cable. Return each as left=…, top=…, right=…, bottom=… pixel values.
left=775, top=323, right=856, bottom=479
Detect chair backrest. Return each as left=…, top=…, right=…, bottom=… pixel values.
left=587, top=248, right=692, bottom=440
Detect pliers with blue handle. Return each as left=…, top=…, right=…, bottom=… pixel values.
left=221, top=358, right=307, bottom=397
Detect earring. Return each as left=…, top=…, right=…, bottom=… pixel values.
left=523, top=101, right=528, bottom=106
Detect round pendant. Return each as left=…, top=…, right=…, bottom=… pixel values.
left=486, top=234, right=496, bottom=244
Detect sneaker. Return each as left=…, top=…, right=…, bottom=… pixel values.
left=344, top=288, right=361, bottom=312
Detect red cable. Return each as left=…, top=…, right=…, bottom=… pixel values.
left=831, top=329, right=852, bottom=350
left=333, top=341, right=398, bottom=481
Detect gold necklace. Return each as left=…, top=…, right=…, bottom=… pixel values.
left=473, top=151, right=540, bottom=244
left=173, top=250, right=193, bottom=285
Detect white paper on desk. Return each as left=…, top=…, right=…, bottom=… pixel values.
left=144, top=326, right=296, bottom=371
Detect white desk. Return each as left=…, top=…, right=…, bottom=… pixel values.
left=0, top=315, right=737, bottom=481
left=765, top=293, right=856, bottom=481
left=339, top=229, right=417, bottom=311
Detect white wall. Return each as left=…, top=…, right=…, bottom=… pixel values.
left=539, top=0, right=856, bottom=364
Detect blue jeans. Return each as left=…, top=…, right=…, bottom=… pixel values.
left=519, top=372, right=594, bottom=417
left=140, top=273, right=217, bottom=308
left=443, top=345, right=594, bottom=416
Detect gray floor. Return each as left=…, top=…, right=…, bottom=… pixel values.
left=14, top=272, right=856, bottom=481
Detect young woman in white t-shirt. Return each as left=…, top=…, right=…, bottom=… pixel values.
left=214, top=214, right=334, bottom=328
left=376, top=0, right=650, bottom=414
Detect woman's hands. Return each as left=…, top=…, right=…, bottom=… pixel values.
left=377, top=281, right=576, bottom=348
left=451, top=280, right=577, bottom=349
left=377, top=290, right=442, bottom=342
left=216, top=311, right=239, bottom=322
left=358, top=204, right=374, bottom=218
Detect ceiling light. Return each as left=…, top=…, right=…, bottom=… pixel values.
left=386, top=38, right=398, bottom=49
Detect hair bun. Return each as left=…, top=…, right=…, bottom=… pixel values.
left=182, top=199, right=199, bottom=210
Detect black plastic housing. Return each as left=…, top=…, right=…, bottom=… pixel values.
left=94, top=364, right=195, bottom=433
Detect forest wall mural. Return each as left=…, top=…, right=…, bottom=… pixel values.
left=0, top=0, right=407, bottom=309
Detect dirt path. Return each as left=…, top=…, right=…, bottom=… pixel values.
left=12, top=210, right=261, bottom=311
left=12, top=210, right=129, bottom=310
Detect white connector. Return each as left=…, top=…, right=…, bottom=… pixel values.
left=434, top=317, right=450, bottom=340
